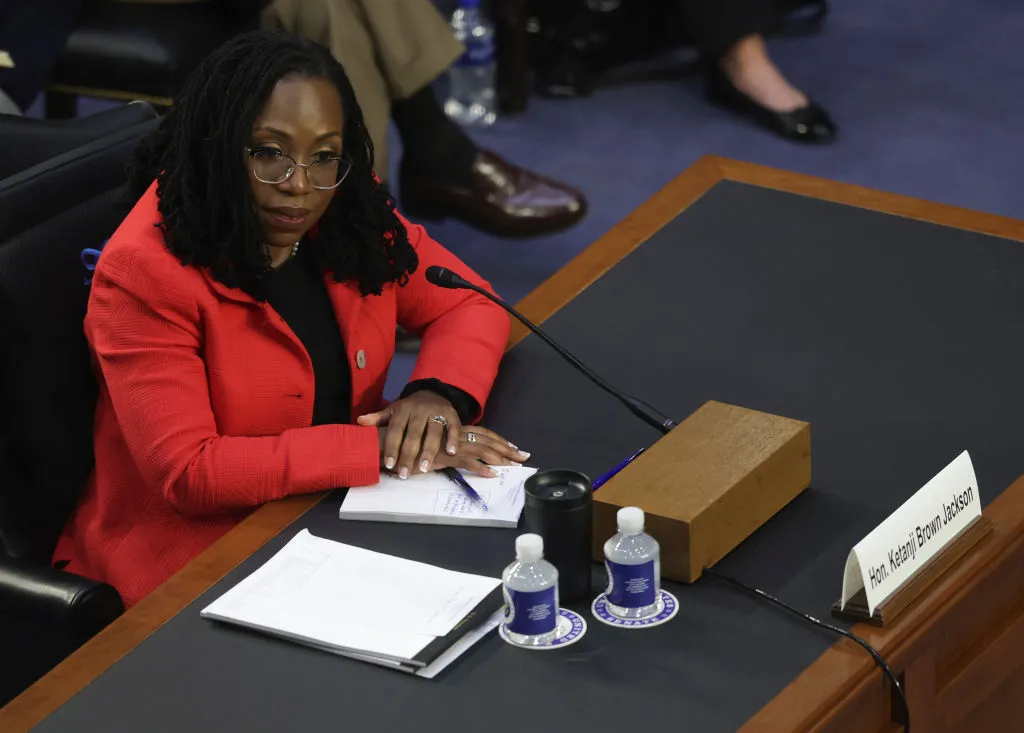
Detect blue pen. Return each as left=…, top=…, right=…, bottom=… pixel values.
left=441, top=467, right=490, bottom=512
left=592, top=446, right=648, bottom=491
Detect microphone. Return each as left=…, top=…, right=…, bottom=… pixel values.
left=425, top=266, right=677, bottom=434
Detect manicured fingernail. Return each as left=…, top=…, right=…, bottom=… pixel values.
left=385, top=456, right=395, bottom=470
left=399, top=467, right=409, bottom=479
left=510, top=461, right=522, bottom=467
left=446, top=445, right=456, bottom=455
left=485, top=467, right=497, bottom=477
left=508, top=442, right=518, bottom=450
left=518, top=450, right=530, bottom=459
left=419, top=460, right=430, bottom=473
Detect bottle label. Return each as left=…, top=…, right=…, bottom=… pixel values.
left=605, top=559, right=656, bottom=608
left=454, top=36, right=496, bottom=68
left=503, top=586, right=557, bottom=636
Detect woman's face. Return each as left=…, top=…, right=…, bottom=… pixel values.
left=247, top=75, right=345, bottom=252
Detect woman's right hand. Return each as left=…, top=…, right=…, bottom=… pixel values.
left=378, top=425, right=528, bottom=478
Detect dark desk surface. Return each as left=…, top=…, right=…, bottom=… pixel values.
left=8, top=159, right=1024, bottom=733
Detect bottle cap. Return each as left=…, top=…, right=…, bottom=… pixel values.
left=617, top=506, right=645, bottom=534
left=515, top=533, right=544, bottom=562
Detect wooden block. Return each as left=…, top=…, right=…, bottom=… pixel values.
left=591, top=400, right=811, bottom=583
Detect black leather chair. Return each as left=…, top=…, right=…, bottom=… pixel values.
left=46, top=1, right=262, bottom=117
left=0, top=119, right=158, bottom=706
left=0, top=111, right=158, bottom=240
left=0, top=100, right=157, bottom=180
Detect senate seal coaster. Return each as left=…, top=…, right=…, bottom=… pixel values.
left=498, top=608, right=587, bottom=650
left=591, top=590, right=679, bottom=628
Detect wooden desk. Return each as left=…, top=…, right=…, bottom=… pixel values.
left=3, top=157, right=1022, bottom=732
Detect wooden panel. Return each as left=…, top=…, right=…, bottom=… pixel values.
left=742, top=474, right=1024, bottom=733
left=933, top=534, right=1024, bottom=692
left=3, top=156, right=1022, bottom=733
left=939, top=592, right=1024, bottom=727
left=947, top=664, right=1024, bottom=733
left=741, top=637, right=886, bottom=733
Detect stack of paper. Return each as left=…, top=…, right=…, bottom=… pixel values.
left=201, top=529, right=503, bottom=677
left=339, top=465, right=538, bottom=527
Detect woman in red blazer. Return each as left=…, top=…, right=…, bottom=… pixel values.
left=54, top=31, right=525, bottom=607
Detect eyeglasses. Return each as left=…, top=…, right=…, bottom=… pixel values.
left=245, top=146, right=352, bottom=190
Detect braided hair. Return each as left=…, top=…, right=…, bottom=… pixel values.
left=128, top=30, right=417, bottom=297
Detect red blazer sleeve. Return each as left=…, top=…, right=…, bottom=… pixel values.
left=86, top=246, right=380, bottom=516
left=395, top=213, right=511, bottom=422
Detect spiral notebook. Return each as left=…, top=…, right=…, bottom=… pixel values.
left=339, top=465, right=537, bottom=528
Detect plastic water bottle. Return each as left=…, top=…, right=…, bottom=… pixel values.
left=603, top=507, right=661, bottom=619
left=501, top=534, right=559, bottom=646
left=445, top=0, right=497, bottom=128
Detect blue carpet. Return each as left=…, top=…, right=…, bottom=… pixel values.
left=52, top=0, right=1024, bottom=396
left=423, top=0, right=1024, bottom=300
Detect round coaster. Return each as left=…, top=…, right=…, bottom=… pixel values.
left=591, top=589, right=679, bottom=628
left=498, top=608, right=587, bottom=650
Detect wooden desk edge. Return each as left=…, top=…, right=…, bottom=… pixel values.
left=740, top=475, right=1024, bottom=733
left=4, top=156, right=1023, bottom=731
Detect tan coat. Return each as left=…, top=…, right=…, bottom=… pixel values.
left=262, top=0, right=461, bottom=178
left=116, top=0, right=463, bottom=178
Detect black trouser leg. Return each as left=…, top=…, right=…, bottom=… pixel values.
left=677, top=0, right=777, bottom=60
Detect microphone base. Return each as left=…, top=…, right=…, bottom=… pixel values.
left=590, top=400, right=811, bottom=583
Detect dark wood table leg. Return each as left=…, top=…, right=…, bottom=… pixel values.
left=495, top=0, right=530, bottom=115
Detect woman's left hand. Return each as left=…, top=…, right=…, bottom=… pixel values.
left=431, top=426, right=530, bottom=478
left=357, top=391, right=463, bottom=479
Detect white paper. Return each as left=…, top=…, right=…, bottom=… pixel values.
left=340, top=465, right=537, bottom=528
left=201, top=530, right=501, bottom=662
left=840, top=450, right=982, bottom=615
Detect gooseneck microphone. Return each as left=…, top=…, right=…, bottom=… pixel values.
left=425, top=266, right=677, bottom=434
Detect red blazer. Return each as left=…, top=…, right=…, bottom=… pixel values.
left=54, top=184, right=510, bottom=607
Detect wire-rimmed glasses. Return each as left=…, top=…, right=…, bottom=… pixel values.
left=245, top=146, right=351, bottom=190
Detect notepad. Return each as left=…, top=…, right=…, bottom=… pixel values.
left=201, top=529, right=503, bottom=677
left=339, top=465, right=538, bottom=528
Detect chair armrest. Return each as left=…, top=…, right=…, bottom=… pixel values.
left=0, top=101, right=157, bottom=180
left=0, top=558, right=123, bottom=637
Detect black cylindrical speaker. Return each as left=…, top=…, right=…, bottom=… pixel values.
left=523, top=469, right=593, bottom=604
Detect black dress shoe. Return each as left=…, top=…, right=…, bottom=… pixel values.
left=399, top=151, right=587, bottom=238
left=707, top=66, right=836, bottom=143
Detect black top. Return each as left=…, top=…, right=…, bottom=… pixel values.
left=263, top=244, right=352, bottom=426
left=262, top=244, right=476, bottom=426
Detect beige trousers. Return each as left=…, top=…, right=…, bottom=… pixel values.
left=262, top=0, right=463, bottom=179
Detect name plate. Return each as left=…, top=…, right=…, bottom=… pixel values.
left=840, top=450, right=983, bottom=618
